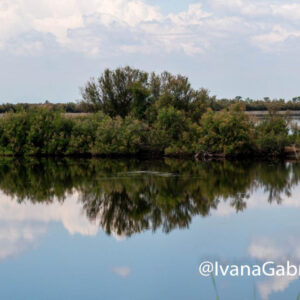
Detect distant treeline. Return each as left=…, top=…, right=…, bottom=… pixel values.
left=0, top=66, right=299, bottom=158
left=2, top=97, right=300, bottom=113
left=0, top=99, right=300, bottom=114
left=0, top=102, right=95, bottom=114
left=214, top=97, right=300, bottom=111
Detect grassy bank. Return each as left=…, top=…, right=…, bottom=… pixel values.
left=0, top=106, right=298, bottom=158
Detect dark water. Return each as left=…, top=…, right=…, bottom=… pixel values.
left=0, top=158, right=300, bottom=300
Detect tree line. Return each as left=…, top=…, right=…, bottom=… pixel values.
left=0, top=66, right=299, bottom=157
left=1, top=67, right=300, bottom=114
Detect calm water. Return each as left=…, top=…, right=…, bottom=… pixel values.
left=0, top=158, right=300, bottom=300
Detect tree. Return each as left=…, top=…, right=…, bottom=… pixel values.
left=189, top=88, right=210, bottom=123
left=81, top=67, right=204, bottom=120
left=81, top=66, right=149, bottom=118
left=155, top=72, right=194, bottom=112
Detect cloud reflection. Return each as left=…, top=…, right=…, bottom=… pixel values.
left=0, top=190, right=122, bottom=261
left=111, top=267, right=131, bottom=278
left=0, top=223, right=45, bottom=260
left=249, top=237, right=300, bottom=300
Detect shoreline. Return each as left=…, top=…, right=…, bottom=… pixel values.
left=0, top=149, right=298, bottom=160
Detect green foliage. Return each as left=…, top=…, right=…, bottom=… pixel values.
left=93, top=115, right=146, bottom=155
left=150, top=106, right=200, bottom=155
left=156, top=106, right=186, bottom=141
left=129, top=82, right=150, bottom=120
left=0, top=67, right=298, bottom=158
left=154, top=72, right=194, bottom=112
left=0, top=109, right=146, bottom=156
left=0, top=108, right=73, bottom=155
left=198, top=105, right=254, bottom=156
left=66, top=113, right=102, bottom=155
left=0, top=104, right=297, bottom=158
left=81, top=66, right=150, bottom=118
left=189, top=88, right=211, bottom=123
left=81, top=66, right=211, bottom=121
left=254, top=116, right=289, bottom=155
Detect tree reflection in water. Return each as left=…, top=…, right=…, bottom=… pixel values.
left=0, top=158, right=299, bottom=237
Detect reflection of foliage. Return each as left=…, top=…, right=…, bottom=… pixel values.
left=0, top=158, right=299, bottom=236
left=256, top=162, right=300, bottom=204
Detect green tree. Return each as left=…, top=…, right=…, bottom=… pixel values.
left=81, top=66, right=149, bottom=118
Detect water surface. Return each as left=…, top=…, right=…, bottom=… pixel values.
left=0, top=158, right=300, bottom=300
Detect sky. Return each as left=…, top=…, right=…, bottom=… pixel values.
left=1, top=0, right=300, bottom=103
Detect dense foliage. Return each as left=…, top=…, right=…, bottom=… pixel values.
left=0, top=105, right=296, bottom=158
left=0, top=66, right=299, bottom=158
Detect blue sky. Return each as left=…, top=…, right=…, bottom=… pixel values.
left=1, top=0, right=300, bottom=102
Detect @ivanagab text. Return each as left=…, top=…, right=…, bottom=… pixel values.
left=199, top=261, right=300, bottom=277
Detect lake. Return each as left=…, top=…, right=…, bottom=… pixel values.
left=0, top=158, right=300, bottom=300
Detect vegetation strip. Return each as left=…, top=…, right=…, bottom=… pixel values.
left=0, top=67, right=299, bottom=158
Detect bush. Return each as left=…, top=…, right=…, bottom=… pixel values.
left=66, top=113, right=102, bottom=155
left=92, top=115, right=146, bottom=155
left=0, top=109, right=148, bottom=156
left=150, top=106, right=200, bottom=155
left=0, top=102, right=296, bottom=159
left=254, top=116, right=289, bottom=155
left=198, top=105, right=254, bottom=156
left=0, top=108, right=73, bottom=155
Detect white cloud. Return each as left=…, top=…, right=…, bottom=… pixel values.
left=251, top=25, right=300, bottom=52
left=168, top=3, right=211, bottom=26
left=1, top=0, right=300, bottom=56
left=272, top=3, right=300, bottom=22
left=111, top=266, right=131, bottom=278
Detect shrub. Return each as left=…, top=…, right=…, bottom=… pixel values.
left=198, top=105, right=254, bottom=156
left=150, top=106, right=200, bottom=155
left=92, top=115, right=146, bottom=155
left=66, top=113, right=103, bottom=155
left=254, top=116, right=289, bottom=155
left=0, top=108, right=74, bottom=155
